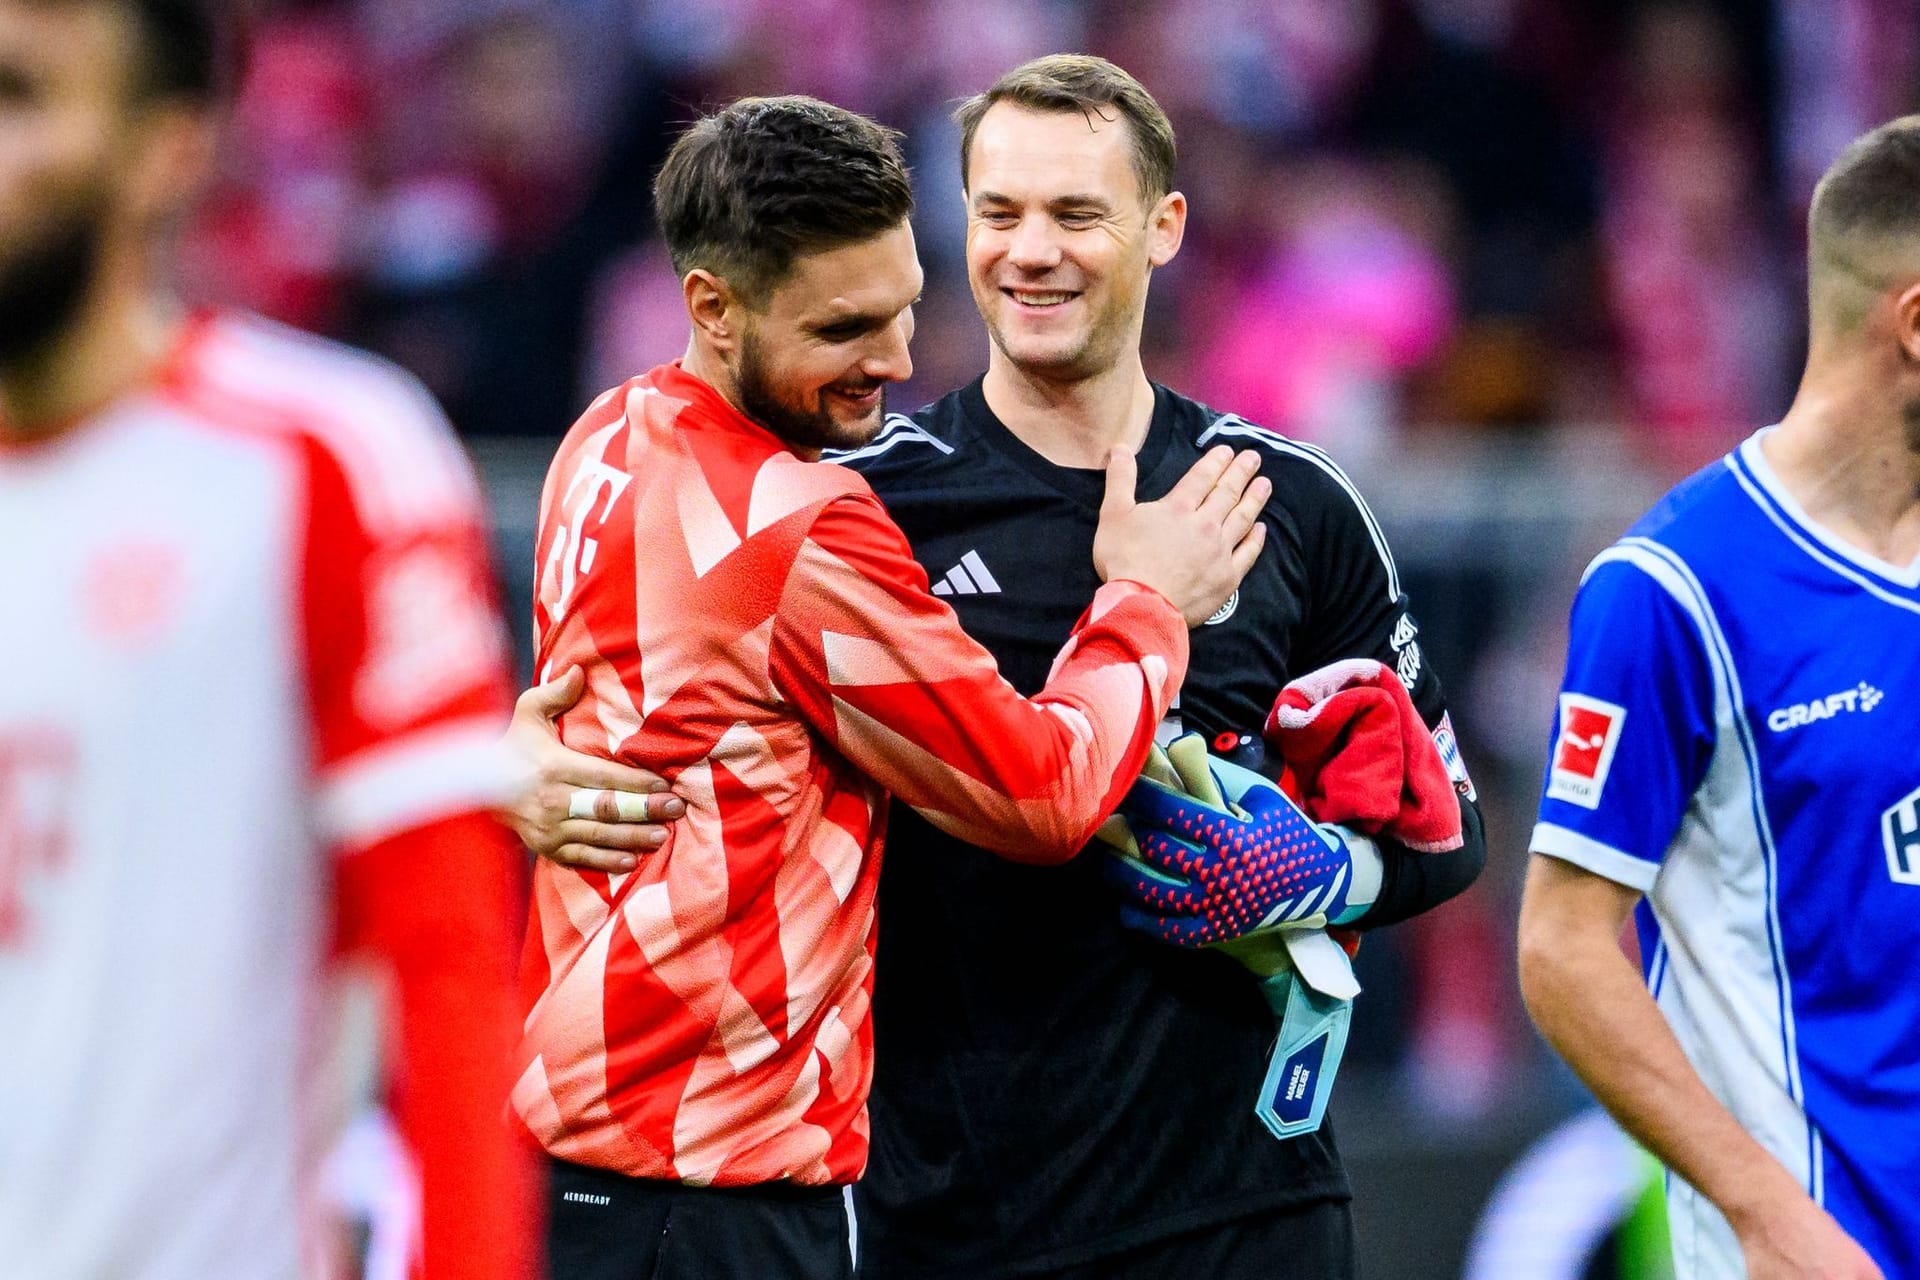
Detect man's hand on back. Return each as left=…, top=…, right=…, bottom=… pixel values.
left=500, top=666, right=684, bottom=873
left=1094, top=444, right=1269, bottom=626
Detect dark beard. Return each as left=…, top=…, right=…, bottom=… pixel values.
left=0, top=207, right=104, bottom=369
left=735, top=329, right=886, bottom=454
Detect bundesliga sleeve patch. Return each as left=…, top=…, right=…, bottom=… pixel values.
left=1547, top=693, right=1626, bottom=810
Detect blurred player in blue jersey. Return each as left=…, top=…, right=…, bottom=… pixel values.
left=1517, top=117, right=1920, bottom=1280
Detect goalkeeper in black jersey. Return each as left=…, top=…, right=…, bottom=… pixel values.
left=515, top=54, right=1486, bottom=1280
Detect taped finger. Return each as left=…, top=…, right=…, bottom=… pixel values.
left=569, top=788, right=667, bottom=823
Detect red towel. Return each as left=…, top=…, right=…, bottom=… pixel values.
left=1264, top=658, right=1463, bottom=854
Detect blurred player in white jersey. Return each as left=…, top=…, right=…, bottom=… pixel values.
left=1520, top=118, right=1920, bottom=1280
left=0, top=1, right=533, bottom=1276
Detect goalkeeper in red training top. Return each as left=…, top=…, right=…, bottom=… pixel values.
left=514, top=95, right=1270, bottom=1280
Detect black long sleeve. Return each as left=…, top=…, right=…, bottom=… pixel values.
left=1352, top=792, right=1487, bottom=930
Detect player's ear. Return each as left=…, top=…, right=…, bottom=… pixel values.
left=683, top=269, right=741, bottom=356
left=1146, top=190, right=1186, bottom=269
left=1893, top=278, right=1920, bottom=365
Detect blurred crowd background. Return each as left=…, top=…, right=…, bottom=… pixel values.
left=180, top=0, right=1916, bottom=1274
left=189, top=0, right=1916, bottom=460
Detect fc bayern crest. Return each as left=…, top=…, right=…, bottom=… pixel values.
left=1204, top=591, right=1239, bottom=626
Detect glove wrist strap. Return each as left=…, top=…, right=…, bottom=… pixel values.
left=1330, top=829, right=1383, bottom=925
left=1254, top=971, right=1353, bottom=1140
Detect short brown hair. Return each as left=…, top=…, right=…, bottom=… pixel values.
left=953, top=55, right=1176, bottom=204
left=653, top=95, right=914, bottom=306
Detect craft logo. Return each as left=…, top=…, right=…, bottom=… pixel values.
left=1767, top=682, right=1882, bottom=732
left=1547, top=693, right=1626, bottom=809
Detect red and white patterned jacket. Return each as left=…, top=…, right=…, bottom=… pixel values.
left=514, top=363, right=1186, bottom=1186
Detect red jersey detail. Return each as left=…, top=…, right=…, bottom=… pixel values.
left=334, top=814, right=534, bottom=1280
left=0, top=310, right=525, bottom=1275
left=0, top=729, right=75, bottom=949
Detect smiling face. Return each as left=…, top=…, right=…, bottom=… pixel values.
left=963, top=101, right=1184, bottom=384
left=728, top=220, right=923, bottom=454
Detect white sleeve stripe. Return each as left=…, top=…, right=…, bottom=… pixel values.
left=1579, top=542, right=1729, bottom=719
left=197, top=316, right=479, bottom=533
left=1584, top=536, right=1810, bottom=1119
left=1195, top=414, right=1400, bottom=601
left=827, top=414, right=955, bottom=464
left=1529, top=822, right=1661, bottom=892
left=317, top=717, right=522, bottom=850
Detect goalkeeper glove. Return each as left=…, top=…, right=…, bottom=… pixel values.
left=1097, top=732, right=1384, bottom=949
left=1096, top=734, right=1371, bottom=1139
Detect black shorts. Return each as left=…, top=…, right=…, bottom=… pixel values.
left=1020, top=1199, right=1356, bottom=1280
left=545, top=1157, right=852, bottom=1280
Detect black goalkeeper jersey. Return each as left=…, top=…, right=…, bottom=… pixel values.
left=837, top=378, right=1480, bottom=1278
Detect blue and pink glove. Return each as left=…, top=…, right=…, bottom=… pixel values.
left=1097, top=733, right=1382, bottom=948
left=1094, top=732, right=1379, bottom=1139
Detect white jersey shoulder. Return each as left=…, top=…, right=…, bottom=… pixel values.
left=1196, top=411, right=1401, bottom=602
left=826, top=412, right=956, bottom=466
left=190, top=311, right=482, bottom=534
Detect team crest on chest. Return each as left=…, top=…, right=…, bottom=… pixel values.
left=83, top=540, right=185, bottom=648
left=1885, top=785, right=1920, bottom=886
left=1204, top=591, right=1239, bottom=626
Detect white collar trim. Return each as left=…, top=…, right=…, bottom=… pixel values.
left=1737, top=428, right=1920, bottom=589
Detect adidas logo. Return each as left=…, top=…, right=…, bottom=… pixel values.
left=932, top=550, right=1000, bottom=597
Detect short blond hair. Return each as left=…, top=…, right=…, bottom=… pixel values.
left=1807, top=116, right=1920, bottom=328
left=953, top=54, right=1176, bottom=203
left=1811, top=115, right=1920, bottom=250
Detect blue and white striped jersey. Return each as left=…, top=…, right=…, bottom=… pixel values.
left=1532, top=430, right=1920, bottom=1279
